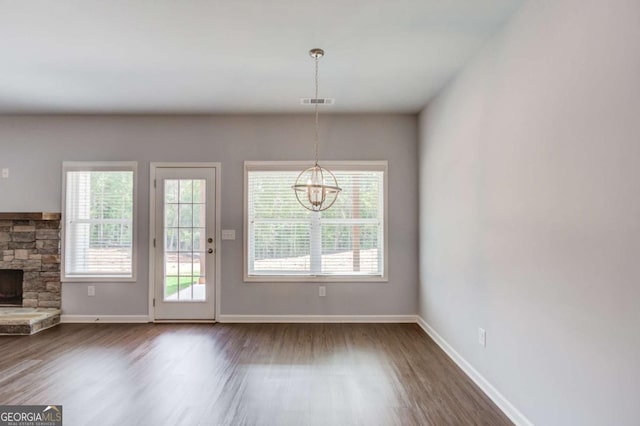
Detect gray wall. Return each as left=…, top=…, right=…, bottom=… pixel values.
left=0, top=114, right=418, bottom=316
left=419, top=0, right=640, bottom=425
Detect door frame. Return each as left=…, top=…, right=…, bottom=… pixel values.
left=148, top=162, right=222, bottom=322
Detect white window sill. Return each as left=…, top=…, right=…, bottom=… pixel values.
left=244, top=275, right=388, bottom=283
left=62, top=276, right=136, bottom=283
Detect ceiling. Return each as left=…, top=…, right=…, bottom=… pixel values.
left=0, top=0, right=522, bottom=114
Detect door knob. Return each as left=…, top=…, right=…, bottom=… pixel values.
left=208, top=237, right=213, bottom=243
left=208, top=248, right=213, bottom=254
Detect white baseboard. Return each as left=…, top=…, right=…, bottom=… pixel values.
left=416, top=316, right=533, bottom=426
left=60, top=315, right=150, bottom=323
left=60, top=314, right=417, bottom=324
left=218, top=314, right=418, bottom=323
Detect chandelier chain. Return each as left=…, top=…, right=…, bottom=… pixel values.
left=292, top=48, right=341, bottom=212
left=314, top=55, right=319, bottom=165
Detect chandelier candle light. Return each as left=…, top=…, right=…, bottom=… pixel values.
left=292, top=48, right=341, bottom=211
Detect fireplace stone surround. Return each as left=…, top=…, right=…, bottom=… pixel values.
left=0, top=212, right=61, bottom=309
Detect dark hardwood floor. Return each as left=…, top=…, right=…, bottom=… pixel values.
left=0, top=323, right=512, bottom=426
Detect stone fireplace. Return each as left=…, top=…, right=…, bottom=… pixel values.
left=0, top=212, right=61, bottom=309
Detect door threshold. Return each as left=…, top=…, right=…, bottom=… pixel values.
left=153, top=320, right=217, bottom=324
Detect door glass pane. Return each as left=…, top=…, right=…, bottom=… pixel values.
left=179, top=229, right=193, bottom=251
left=192, top=204, right=205, bottom=227
left=192, top=229, right=204, bottom=251
left=193, top=180, right=205, bottom=203
left=179, top=180, right=193, bottom=202
left=164, top=179, right=206, bottom=301
left=179, top=204, right=193, bottom=227
left=165, top=229, right=178, bottom=251
left=165, top=204, right=178, bottom=227
left=165, top=180, right=179, bottom=203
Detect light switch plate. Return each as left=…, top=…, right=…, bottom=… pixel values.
left=1, top=168, right=8, bottom=178
left=221, top=229, right=236, bottom=240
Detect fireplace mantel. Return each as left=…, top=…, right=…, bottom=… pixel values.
left=0, top=212, right=61, bottom=221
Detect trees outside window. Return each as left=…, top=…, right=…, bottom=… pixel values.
left=245, top=162, right=387, bottom=281
left=63, top=162, right=137, bottom=281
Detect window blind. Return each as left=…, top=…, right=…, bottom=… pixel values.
left=64, top=169, right=134, bottom=278
left=247, top=167, right=384, bottom=278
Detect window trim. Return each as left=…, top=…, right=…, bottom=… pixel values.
left=61, top=161, right=138, bottom=283
left=243, top=160, right=388, bottom=283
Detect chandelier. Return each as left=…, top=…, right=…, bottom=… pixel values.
left=292, top=48, right=341, bottom=211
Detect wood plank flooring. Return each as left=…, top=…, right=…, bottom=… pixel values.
left=0, top=323, right=512, bottom=426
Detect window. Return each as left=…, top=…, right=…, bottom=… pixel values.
left=62, top=162, right=137, bottom=281
left=245, top=161, right=387, bottom=281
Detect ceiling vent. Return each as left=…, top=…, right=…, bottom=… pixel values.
left=300, top=98, right=335, bottom=105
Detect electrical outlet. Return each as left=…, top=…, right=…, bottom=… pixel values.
left=319, top=286, right=326, bottom=297
left=88, top=285, right=96, bottom=297
left=478, top=327, right=486, bottom=347
left=1, top=168, right=8, bottom=178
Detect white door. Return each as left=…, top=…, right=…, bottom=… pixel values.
left=153, top=166, right=216, bottom=320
